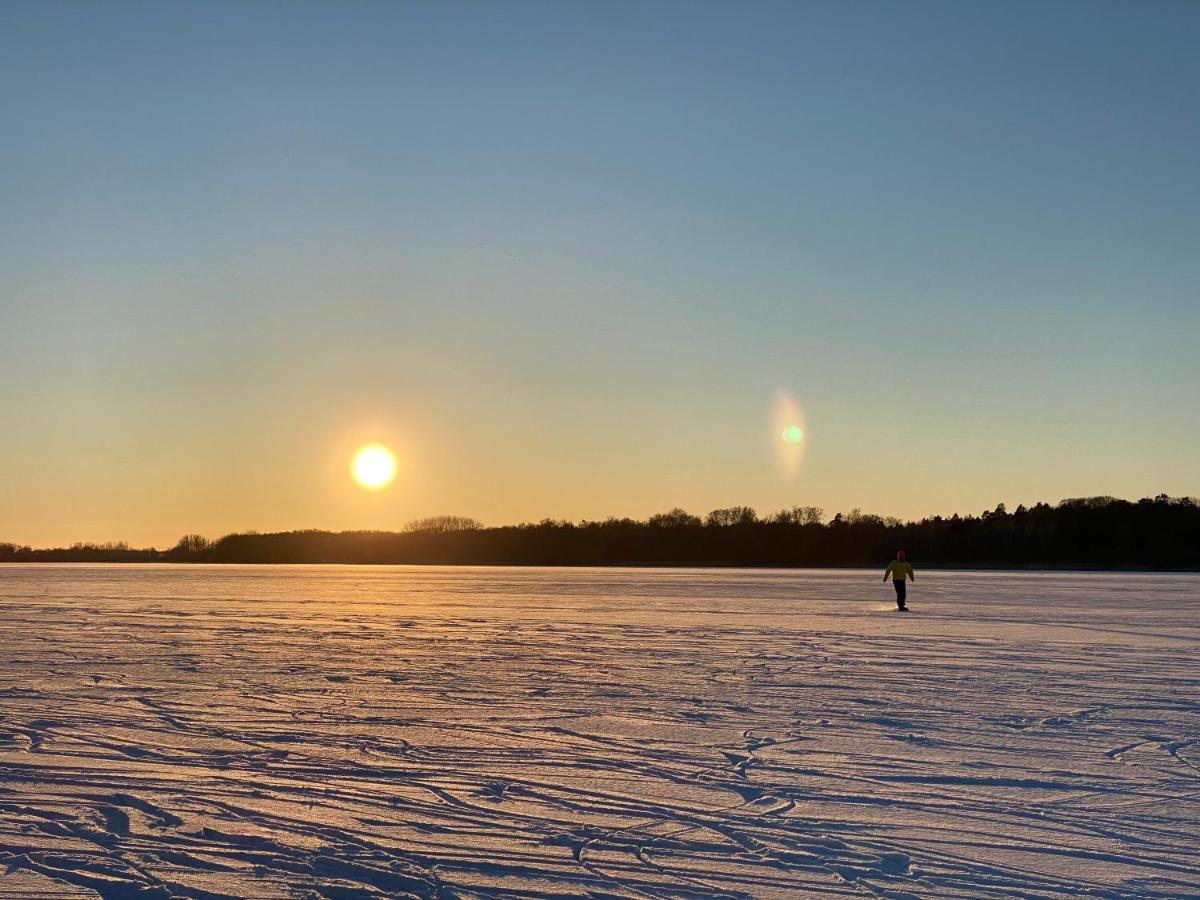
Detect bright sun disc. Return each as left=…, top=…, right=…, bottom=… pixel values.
left=782, top=425, right=805, bottom=444
left=351, top=443, right=397, bottom=490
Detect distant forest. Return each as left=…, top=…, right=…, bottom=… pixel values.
left=2, top=496, right=1198, bottom=569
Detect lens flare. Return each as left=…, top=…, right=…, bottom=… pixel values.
left=772, top=391, right=808, bottom=479
left=782, top=425, right=805, bottom=444
left=351, top=443, right=397, bottom=490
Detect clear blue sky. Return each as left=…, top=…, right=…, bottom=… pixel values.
left=2, top=1, right=1197, bottom=547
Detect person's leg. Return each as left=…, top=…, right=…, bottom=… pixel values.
left=894, top=579, right=906, bottom=609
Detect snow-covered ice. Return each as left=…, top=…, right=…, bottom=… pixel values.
left=0, top=564, right=1197, bottom=898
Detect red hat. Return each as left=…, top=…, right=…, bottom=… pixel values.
left=896, top=550, right=905, bottom=560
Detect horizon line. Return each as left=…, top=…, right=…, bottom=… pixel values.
left=4, top=492, right=1194, bottom=553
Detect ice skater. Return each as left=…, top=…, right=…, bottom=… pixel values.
left=884, top=550, right=914, bottom=611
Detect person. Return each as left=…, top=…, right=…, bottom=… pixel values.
left=884, top=550, right=914, bottom=611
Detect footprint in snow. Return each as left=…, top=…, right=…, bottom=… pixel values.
left=479, top=780, right=521, bottom=801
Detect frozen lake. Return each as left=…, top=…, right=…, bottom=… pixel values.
left=0, top=565, right=1197, bottom=898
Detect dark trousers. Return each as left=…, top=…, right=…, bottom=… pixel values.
left=893, top=579, right=907, bottom=607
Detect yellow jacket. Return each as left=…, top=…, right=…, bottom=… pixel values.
left=884, top=560, right=914, bottom=582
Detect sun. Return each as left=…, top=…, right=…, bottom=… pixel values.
left=350, top=443, right=397, bottom=490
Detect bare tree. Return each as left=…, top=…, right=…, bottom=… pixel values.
left=770, top=506, right=824, bottom=525
left=648, top=508, right=702, bottom=527
left=705, top=507, right=758, bottom=527
left=172, top=534, right=212, bottom=554
left=403, top=516, right=483, bottom=534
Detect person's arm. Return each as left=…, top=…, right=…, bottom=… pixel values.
left=908, top=564, right=915, bottom=582
left=883, top=562, right=892, bottom=582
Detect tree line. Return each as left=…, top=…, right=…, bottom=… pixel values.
left=2, top=495, right=1197, bottom=569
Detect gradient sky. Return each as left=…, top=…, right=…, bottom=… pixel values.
left=3, top=1, right=1198, bottom=548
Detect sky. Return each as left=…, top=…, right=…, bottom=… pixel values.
left=2, top=1, right=1198, bottom=548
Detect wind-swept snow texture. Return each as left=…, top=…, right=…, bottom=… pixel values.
left=0, top=565, right=1197, bottom=899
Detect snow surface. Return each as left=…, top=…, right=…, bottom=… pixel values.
left=0, top=564, right=1197, bottom=898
